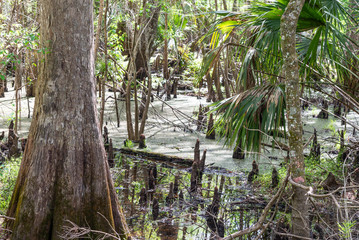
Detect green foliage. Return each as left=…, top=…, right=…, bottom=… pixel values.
left=325, top=120, right=337, bottom=135
left=304, top=155, right=341, bottom=185
left=338, top=220, right=357, bottom=240
left=213, top=83, right=286, bottom=151
left=199, top=0, right=358, bottom=154
left=254, top=166, right=286, bottom=189
left=0, top=158, right=21, bottom=214
left=186, top=56, right=202, bottom=86
left=124, top=139, right=134, bottom=148
left=200, top=0, right=358, bottom=88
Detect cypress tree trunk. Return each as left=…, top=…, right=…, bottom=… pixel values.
left=163, top=12, right=169, bottom=80
left=280, top=0, right=309, bottom=239
left=222, top=0, right=227, bottom=10
left=6, top=1, right=130, bottom=239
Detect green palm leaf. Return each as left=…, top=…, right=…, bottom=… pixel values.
left=212, top=83, right=286, bottom=152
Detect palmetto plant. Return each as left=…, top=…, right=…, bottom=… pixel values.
left=213, top=83, right=286, bottom=151
left=202, top=0, right=358, bottom=151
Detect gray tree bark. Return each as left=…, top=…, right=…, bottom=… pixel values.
left=6, top=1, right=130, bottom=239
left=280, top=0, right=310, bottom=239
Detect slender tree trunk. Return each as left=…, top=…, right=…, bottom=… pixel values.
left=206, top=72, right=216, bottom=102
left=223, top=48, right=231, bottom=98
left=280, top=0, right=309, bottom=239
left=139, top=49, right=153, bottom=135
left=25, top=49, right=37, bottom=98
left=113, top=76, right=120, bottom=127
left=222, top=0, right=227, bottom=10
left=125, top=71, right=135, bottom=140
left=232, top=0, right=238, bottom=11
left=100, top=0, right=109, bottom=132
left=7, top=0, right=18, bottom=33
left=163, top=12, right=169, bottom=80
left=124, top=1, right=159, bottom=140
left=213, top=61, right=224, bottom=101
left=94, top=0, right=104, bottom=63
left=134, top=80, right=139, bottom=140
left=163, top=12, right=171, bottom=100
left=6, top=1, right=130, bottom=239
left=132, top=0, right=160, bottom=79
left=14, top=54, right=22, bottom=134
left=140, top=60, right=153, bottom=135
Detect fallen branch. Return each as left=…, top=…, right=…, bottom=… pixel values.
left=272, top=229, right=313, bottom=240
left=118, top=148, right=193, bottom=167
left=0, top=215, right=15, bottom=220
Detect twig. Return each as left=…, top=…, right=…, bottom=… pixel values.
left=272, top=229, right=313, bottom=240
left=0, top=215, right=15, bottom=220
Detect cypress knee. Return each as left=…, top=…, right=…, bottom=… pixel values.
left=248, top=160, right=259, bottom=183
left=197, top=104, right=204, bottom=131
left=152, top=198, right=159, bottom=220
left=194, top=139, right=200, bottom=163
left=190, top=161, right=198, bottom=193
left=206, top=113, right=216, bottom=139
left=199, top=149, right=207, bottom=182
left=139, top=134, right=147, bottom=149
left=272, top=167, right=279, bottom=188
left=108, top=139, right=114, bottom=168
left=173, top=175, right=180, bottom=196
left=139, top=187, right=147, bottom=206
left=233, top=142, right=245, bottom=159
left=166, top=182, right=175, bottom=206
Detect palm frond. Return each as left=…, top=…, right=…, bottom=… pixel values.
left=212, top=83, right=286, bottom=152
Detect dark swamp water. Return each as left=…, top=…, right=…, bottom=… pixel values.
left=111, top=150, right=285, bottom=240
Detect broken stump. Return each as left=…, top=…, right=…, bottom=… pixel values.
left=206, top=113, right=215, bottom=140
left=139, top=134, right=147, bottom=149
left=152, top=198, right=159, bottom=220
left=272, top=167, right=279, bottom=188
left=248, top=160, right=259, bottom=183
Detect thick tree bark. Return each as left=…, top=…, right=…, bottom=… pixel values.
left=280, top=0, right=309, bottom=239
left=6, top=1, right=130, bottom=239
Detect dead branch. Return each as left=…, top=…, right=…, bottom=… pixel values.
left=0, top=215, right=15, bottom=221
left=60, top=220, right=119, bottom=240
left=272, top=229, right=313, bottom=240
